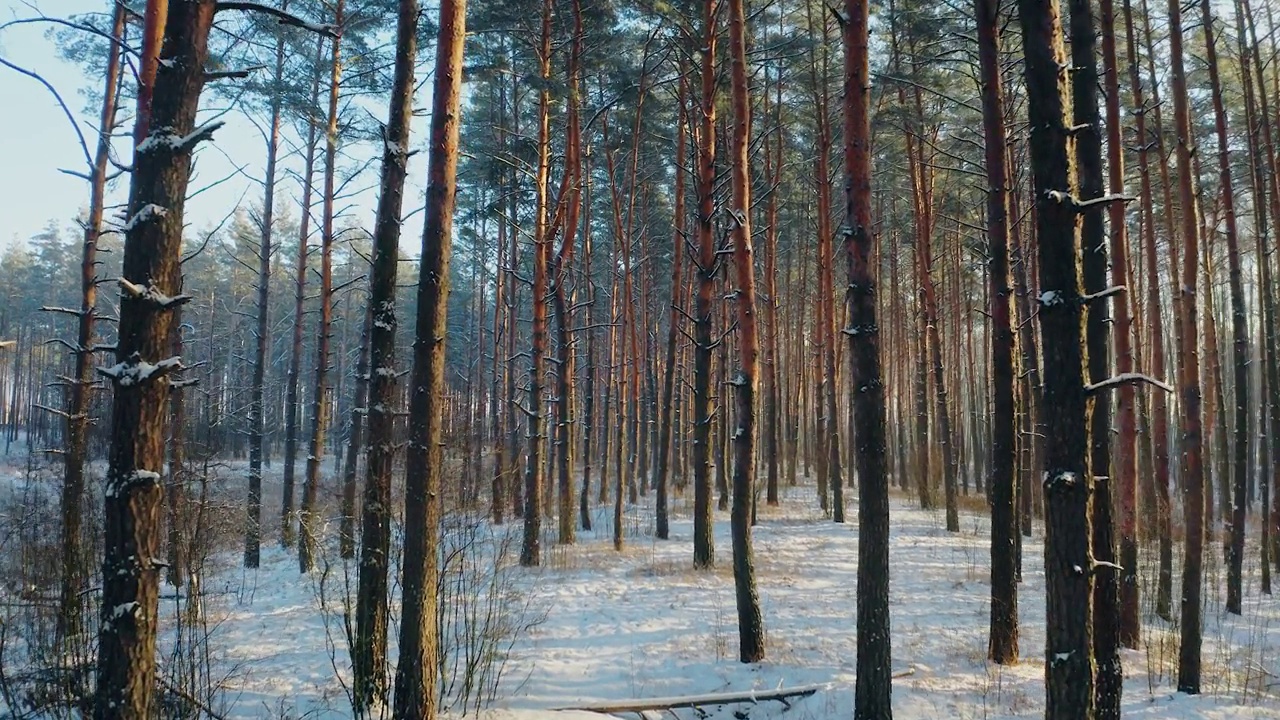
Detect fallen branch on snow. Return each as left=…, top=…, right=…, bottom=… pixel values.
left=557, top=671, right=915, bottom=717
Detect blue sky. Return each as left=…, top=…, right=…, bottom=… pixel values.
left=0, top=0, right=421, bottom=252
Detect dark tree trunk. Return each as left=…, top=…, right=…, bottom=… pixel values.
left=1068, top=1, right=1120, bottom=715
left=977, top=0, right=1018, bottom=666
left=1016, top=0, right=1095, bottom=716
left=245, top=6, right=287, bottom=569
left=656, top=71, right=688, bottom=541
left=843, top=0, right=893, bottom=716
left=352, top=1, right=418, bottom=710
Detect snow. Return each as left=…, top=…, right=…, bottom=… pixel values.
left=2, top=459, right=1276, bottom=719
left=119, top=203, right=167, bottom=232
left=118, top=277, right=193, bottom=308
left=98, top=355, right=184, bottom=387
left=135, top=120, right=225, bottom=155
left=1038, top=290, right=1063, bottom=307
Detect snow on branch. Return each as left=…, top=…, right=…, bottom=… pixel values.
left=1044, top=189, right=1137, bottom=211
left=204, top=64, right=266, bottom=81
left=1080, top=285, right=1125, bottom=303
left=120, top=204, right=168, bottom=232
left=119, top=278, right=193, bottom=309
left=215, top=2, right=339, bottom=37
left=97, top=353, right=187, bottom=387
left=40, top=305, right=85, bottom=317
left=136, top=120, right=225, bottom=155
left=1074, top=193, right=1138, bottom=209
left=105, top=469, right=162, bottom=499
left=1085, top=373, right=1174, bottom=395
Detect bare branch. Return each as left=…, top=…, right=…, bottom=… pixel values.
left=1085, top=373, right=1174, bottom=395
left=215, top=2, right=338, bottom=38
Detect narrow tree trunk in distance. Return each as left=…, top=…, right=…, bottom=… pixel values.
left=1100, top=0, right=1141, bottom=649
left=692, top=0, right=717, bottom=569
left=300, top=3, right=345, bottom=574
left=656, top=72, right=687, bottom=540
left=580, top=167, right=597, bottom=530
left=1122, top=0, right=1173, bottom=620
left=339, top=304, right=370, bottom=559
left=281, top=39, right=323, bottom=549
left=519, top=0, right=553, bottom=568
left=245, top=8, right=286, bottom=569
left=552, top=0, right=583, bottom=545
left=1240, top=0, right=1280, bottom=584
left=1195, top=0, right=1250, bottom=616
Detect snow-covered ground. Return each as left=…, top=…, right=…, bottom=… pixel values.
left=2, top=450, right=1277, bottom=718
left=181, top=482, right=1278, bottom=719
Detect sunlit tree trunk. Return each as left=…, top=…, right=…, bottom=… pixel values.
left=300, top=0, right=345, bottom=573
left=392, top=0, right=465, bottom=715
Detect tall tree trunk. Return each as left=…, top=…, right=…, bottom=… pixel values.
left=58, top=0, right=125, bottom=641
left=1100, top=0, right=1141, bottom=649
left=1068, top=1, right=1120, bottom=715
left=245, top=5, right=287, bottom=569
left=281, top=37, right=323, bottom=549
left=1017, top=0, right=1095, bottom=716
left=300, top=1, right=345, bottom=574
left=977, top=0, right=1018, bottom=665
left=656, top=71, right=688, bottom=540
left=692, top=0, right=717, bottom=569
left=95, top=0, right=214, bottom=715
left=725, top=0, right=765, bottom=663
left=519, top=0, right=553, bottom=568
left=761, top=67, right=782, bottom=508
left=391, top=0, right=464, bottom=715
left=552, top=0, right=583, bottom=545
left=339, top=304, right=370, bottom=559
left=1165, top=0, right=1208, bottom=691
left=1240, top=0, right=1280, bottom=584
left=580, top=164, right=596, bottom=530
left=1194, top=0, right=1250, bottom=616
left=352, top=3, right=417, bottom=709
left=842, top=0, right=893, bottom=716
left=1122, top=0, right=1173, bottom=620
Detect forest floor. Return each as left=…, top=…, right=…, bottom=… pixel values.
left=2, top=453, right=1279, bottom=718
